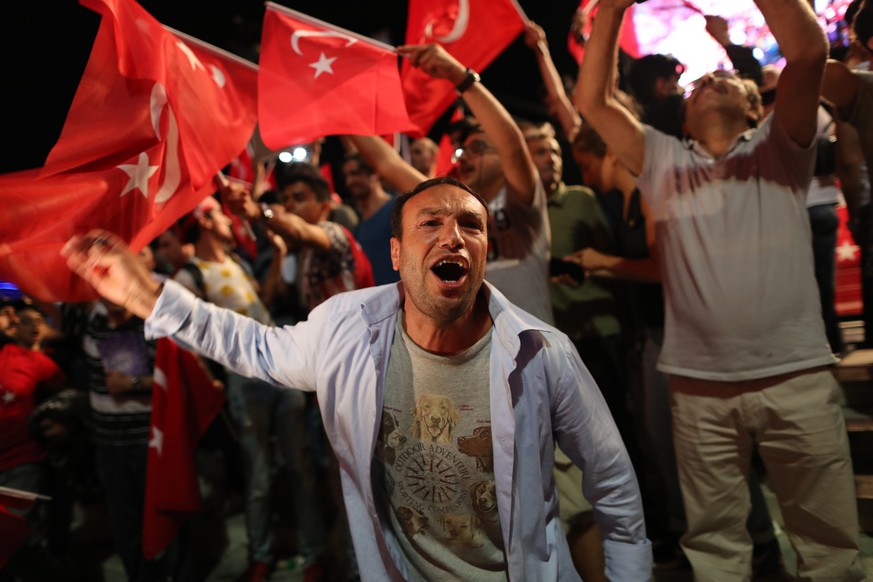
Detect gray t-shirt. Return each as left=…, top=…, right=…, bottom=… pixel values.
left=638, top=118, right=836, bottom=380
left=376, top=318, right=506, bottom=581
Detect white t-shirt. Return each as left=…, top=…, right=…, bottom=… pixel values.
left=483, top=180, right=553, bottom=325
left=638, top=117, right=836, bottom=380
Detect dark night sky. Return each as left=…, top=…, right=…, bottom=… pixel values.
left=4, top=0, right=581, bottom=174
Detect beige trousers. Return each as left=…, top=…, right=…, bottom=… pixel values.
left=670, top=369, right=865, bottom=582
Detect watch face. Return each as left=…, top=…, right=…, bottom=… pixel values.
left=262, top=207, right=274, bottom=220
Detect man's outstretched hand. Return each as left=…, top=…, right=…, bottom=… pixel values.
left=61, top=230, right=162, bottom=320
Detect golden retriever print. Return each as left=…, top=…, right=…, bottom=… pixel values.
left=410, top=394, right=459, bottom=443
left=381, top=411, right=407, bottom=465
left=457, top=426, right=493, bottom=472
left=469, top=480, right=498, bottom=522
left=439, top=512, right=483, bottom=548
left=397, top=505, right=428, bottom=538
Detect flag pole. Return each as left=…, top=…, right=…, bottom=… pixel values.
left=264, top=2, right=398, bottom=53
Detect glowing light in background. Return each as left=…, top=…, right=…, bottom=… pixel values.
left=632, top=0, right=854, bottom=87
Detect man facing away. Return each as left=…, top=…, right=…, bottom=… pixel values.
left=577, top=0, right=864, bottom=580
left=62, top=177, right=651, bottom=581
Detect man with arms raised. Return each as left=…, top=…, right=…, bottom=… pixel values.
left=62, top=177, right=650, bottom=581
left=577, top=1, right=863, bottom=579
left=349, top=44, right=553, bottom=325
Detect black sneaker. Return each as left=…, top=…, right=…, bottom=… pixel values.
left=652, top=535, right=690, bottom=570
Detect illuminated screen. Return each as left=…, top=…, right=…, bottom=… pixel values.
left=631, top=0, right=854, bottom=85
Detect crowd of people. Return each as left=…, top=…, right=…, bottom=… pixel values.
left=3, top=0, right=873, bottom=580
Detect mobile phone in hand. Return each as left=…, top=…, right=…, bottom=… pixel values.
left=549, top=258, right=586, bottom=283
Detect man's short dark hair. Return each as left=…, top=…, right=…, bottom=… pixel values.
left=448, top=117, right=482, bottom=145
left=277, top=162, right=331, bottom=202
left=342, top=151, right=374, bottom=175
left=627, top=53, right=685, bottom=105
left=572, top=124, right=608, bottom=158
left=853, top=0, right=873, bottom=46
left=390, top=177, right=489, bottom=239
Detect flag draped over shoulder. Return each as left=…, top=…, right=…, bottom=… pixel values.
left=0, top=0, right=257, bottom=302
left=142, top=338, right=225, bottom=559
left=258, top=3, right=415, bottom=150
left=401, top=0, right=526, bottom=136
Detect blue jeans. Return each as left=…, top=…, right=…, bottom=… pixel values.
left=809, top=203, right=842, bottom=354
left=225, top=373, right=325, bottom=564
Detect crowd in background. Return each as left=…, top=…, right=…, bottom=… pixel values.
left=3, top=0, right=873, bottom=580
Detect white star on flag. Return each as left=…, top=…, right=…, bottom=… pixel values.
left=2, top=391, right=15, bottom=405
left=149, top=425, right=164, bottom=456
left=837, top=240, right=859, bottom=263
left=117, top=152, right=159, bottom=198
left=176, top=40, right=205, bottom=72
left=309, top=52, right=337, bottom=79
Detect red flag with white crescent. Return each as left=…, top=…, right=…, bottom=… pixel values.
left=259, top=3, right=415, bottom=150
left=0, top=0, right=257, bottom=302
left=142, top=338, right=224, bottom=559
left=401, top=0, right=526, bottom=136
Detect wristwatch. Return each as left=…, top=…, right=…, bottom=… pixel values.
left=260, top=204, right=274, bottom=222
left=131, top=376, right=142, bottom=391
left=456, top=68, right=480, bottom=94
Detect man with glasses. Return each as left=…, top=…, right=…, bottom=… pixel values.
left=577, top=0, right=864, bottom=580
left=348, top=43, right=553, bottom=324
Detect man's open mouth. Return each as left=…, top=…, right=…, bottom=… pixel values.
left=431, top=260, right=467, bottom=282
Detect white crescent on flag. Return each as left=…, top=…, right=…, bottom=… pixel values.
left=290, top=30, right=357, bottom=56
left=424, top=0, right=470, bottom=43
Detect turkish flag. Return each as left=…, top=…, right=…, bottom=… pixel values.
left=0, top=486, right=37, bottom=568
left=0, top=0, right=257, bottom=302
left=567, top=1, right=641, bottom=64
left=142, top=338, right=225, bottom=559
left=401, top=0, right=526, bottom=136
left=259, top=3, right=415, bottom=150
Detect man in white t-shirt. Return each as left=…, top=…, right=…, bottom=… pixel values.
left=577, top=0, right=864, bottom=580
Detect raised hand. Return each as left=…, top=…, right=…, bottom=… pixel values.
left=524, top=21, right=547, bottom=50
left=61, top=230, right=162, bottom=320
left=397, top=44, right=467, bottom=85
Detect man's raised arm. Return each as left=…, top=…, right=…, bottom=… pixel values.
left=574, top=0, right=645, bottom=176
left=756, top=0, right=828, bottom=147
left=399, top=44, right=539, bottom=206
left=346, top=134, right=426, bottom=193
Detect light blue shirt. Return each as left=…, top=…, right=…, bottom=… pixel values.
left=145, top=280, right=652, bottom=581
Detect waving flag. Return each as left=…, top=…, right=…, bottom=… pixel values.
left=0, top=0, right=257, bottom=302
left=401, top=0, right=526, bottom=136
left=142, top=338, right=225, bottom=559
left=259, top=3, right=414, bottom=150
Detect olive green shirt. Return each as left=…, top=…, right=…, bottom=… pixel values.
left=547, top=183, right=621, bottom=341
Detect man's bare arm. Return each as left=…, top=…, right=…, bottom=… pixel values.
left=756, top=0, right=828, bottom=147
left=524, top=21, right=582, bottom=140
left=399, top=44, right=539, bottom=206
left=347, top=135, right=425, bottom=193
left=574, top=0, right=645, bottom=176
left=823, top=59, right=861, bottom=110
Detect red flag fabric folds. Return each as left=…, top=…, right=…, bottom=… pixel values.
left=568, top=1, right=641, bottom=64
left=259, top=3, right=415, bottom=150
left=142, top=338, right=225, bottom=559
left=401, top=0, right=526, bottom=136
left=0, top=0, right=257, bottom=302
